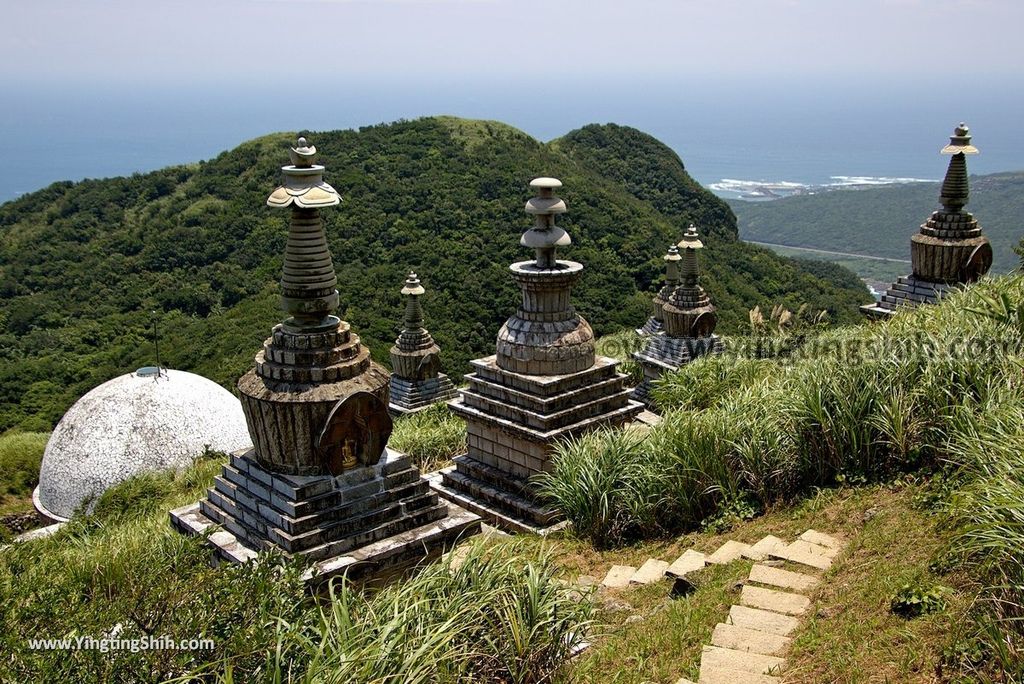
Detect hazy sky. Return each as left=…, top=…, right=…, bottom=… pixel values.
left=3, top=0, right=1023, bottom=85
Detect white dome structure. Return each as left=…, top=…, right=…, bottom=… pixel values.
left=34, top=368, right=253, bottom=521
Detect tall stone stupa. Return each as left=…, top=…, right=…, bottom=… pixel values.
left=862, top=123, right=993, bottom=317
left=171, top=137, right=479, bottom=582
left=430, top=178, right=643, bottom=533
left=633, top=224, right=724, bottom=408
left=388, top=272, right=456, bottom=415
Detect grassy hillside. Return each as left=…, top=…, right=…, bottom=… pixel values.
left=0, top=117, right=869, bottom=433
left=732, top=171, right=1024, bottom=275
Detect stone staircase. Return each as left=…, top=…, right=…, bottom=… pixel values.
left=598, top=529, right=846, bottom=683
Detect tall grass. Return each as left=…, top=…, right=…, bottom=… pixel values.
left=389, top=403, right=467, bottom=472
left=283, top=540, right=592, bottom=684
left=2, top=451, right=591, bottom=683
left=540, top=274, right=1024, bottom=544
left=0, top=431, right=49, bottom=497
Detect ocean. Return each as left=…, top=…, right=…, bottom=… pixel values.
left=2, top=76, right=1023, bottom=204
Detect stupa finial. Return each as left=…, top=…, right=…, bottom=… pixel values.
left=664, top=244, right=681, bottom=285
left=939, top=122, right=978, bottom=213
left=522, top=177, right=570, bottom=268
left=289, top=136, right=318, bottom=167
left=678, top=224, right=704, bottom=286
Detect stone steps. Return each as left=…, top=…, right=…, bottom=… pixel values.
left=589, top=528, right=847, bottom=683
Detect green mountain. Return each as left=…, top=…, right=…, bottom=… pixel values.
left=0, top=116, right=870, bottom=432
left=731, top=171, right=1024, bottom=275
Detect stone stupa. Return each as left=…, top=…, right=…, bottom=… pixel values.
left=171, top=137, right=479, bottom=582
left=633, top=224, right=724, bottom=408
left=388, top=272, right=456, bottom=415
left=429, top=178, right=643, bottom=533
left=637, top=245, right=682, bottom=335
left=862, top=123, right=993, bottom=317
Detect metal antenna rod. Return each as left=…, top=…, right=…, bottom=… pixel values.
left=151, top=311, right=163, bottom=375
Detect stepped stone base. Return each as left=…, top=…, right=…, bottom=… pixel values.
left=633, top=334, right=724, bottom=408
left=636, top=316, right=663, bottom=336
left=388, top=374, right=457, bottom=416
left=437, top=354, right=643, bottom=532
left=860, top=274, right=957, bottom=318
left=170, top=448, right=481, bottom=582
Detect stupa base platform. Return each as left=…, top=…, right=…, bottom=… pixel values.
left=860, top=275, right=957, bottom=318
left=169, top=447, right=481, bottom=583
left=388, top=374, right=457, bottom=417
left=633, top=334, right=724, bottom=408
left=171, top=499, right=480, bottom=585
left=426, top=464, right=568, bottom=536
left=438, top=354, right=642, bottom=534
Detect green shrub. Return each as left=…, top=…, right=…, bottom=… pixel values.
left=890, top=582, right=950, bottom=618
left=287, top=540, right=592, bottom=684
left=389, top=403, right=467, bottom=473
left=0, top=431, right=49, bottom=497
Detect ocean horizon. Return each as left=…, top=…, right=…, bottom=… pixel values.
left=3, top=76, right=1023, bottom=204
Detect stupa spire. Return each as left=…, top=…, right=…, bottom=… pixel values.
left=521, top=177, right=570, bottom=269
left=638, top=244, right=682, bottom=336
left=938, top=123, right=978, bottom=213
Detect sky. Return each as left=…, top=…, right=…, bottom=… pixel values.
left=3, top=0, right=1023, bottom=86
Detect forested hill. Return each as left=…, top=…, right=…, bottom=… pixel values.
left=732, top=171, right=1024, bottom=274
left=0, top=116, right=870, bottom=432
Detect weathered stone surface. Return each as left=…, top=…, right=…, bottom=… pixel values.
left=748, top=564, right=819, bottom=592
left=740, top=585, right=810, bottom=616
left=769, top=541, right=832, bottom=570
left=742, top=535, right=786, bottom=561
left=674, top=677, right=697, bottom=684
left=728, top=605, right=801, bottom=637
left=707, top=540, right=752, bottom=565
left=799, top=529, right=843, bottom=551
left=37, top=369, right=252, bottom=521
left=862, top=124, right=990, bottom=320
left=699, top=645, right=786, bottom=675
left=667, top=549, right=707, bottom=578
left=711, top=622, right=791, bottom=656
left=789, top=538, right=839, bottom=559
left=697, top=666, right=781, bottom=683
left=630, top=558, right=670, bottom=584
left=602, top=564, right=637, bottom=588
left=439, top=179, right=642, bottom=529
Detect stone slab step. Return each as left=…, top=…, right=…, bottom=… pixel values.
left=799, top=529, right=843, bottom=551
left=790, top=538, right=840, bottom=559
left=706, top=540, right=752, bottom=565
left=728, top=604, right=801, bottom=637
left=740, top=585, right=811, bottom=616
left=630, top=558, right=670, bottom=584
left=769, top=541, right=832, bottom=570
left=666, top=549, right=707, bottom=578
left=748, top=564, right=819, bottom=592
left=602, top=564, right=636, bottom=588
left=711, top=622, right=791, bottom=656
left=697, top=666, right=781, bottom=683
left=699, top=644, right=786, bottom=675
left=742, top=535, right=786, bottom=561
left=674, top=678, right=697, bottom=684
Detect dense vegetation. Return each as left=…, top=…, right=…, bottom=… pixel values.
left=0, top=452, right=590, bottom=682
left=731, top=171, right=1024, bottom=274
left=0, top=116, right=869, bottom=433
left=538, top=273, right=1024, bottom=678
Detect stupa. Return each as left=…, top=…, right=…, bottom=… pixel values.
left=637, top=245, right=682, bottom=335
left=633, top=224, right=724, bottom=408
left=171, top=137, right=479, bottom=582
left=388, top=272, right=457, bottom=415
left=862, top=123, right=992, bottom=317
left=429, top=178, right=643, bottom=533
